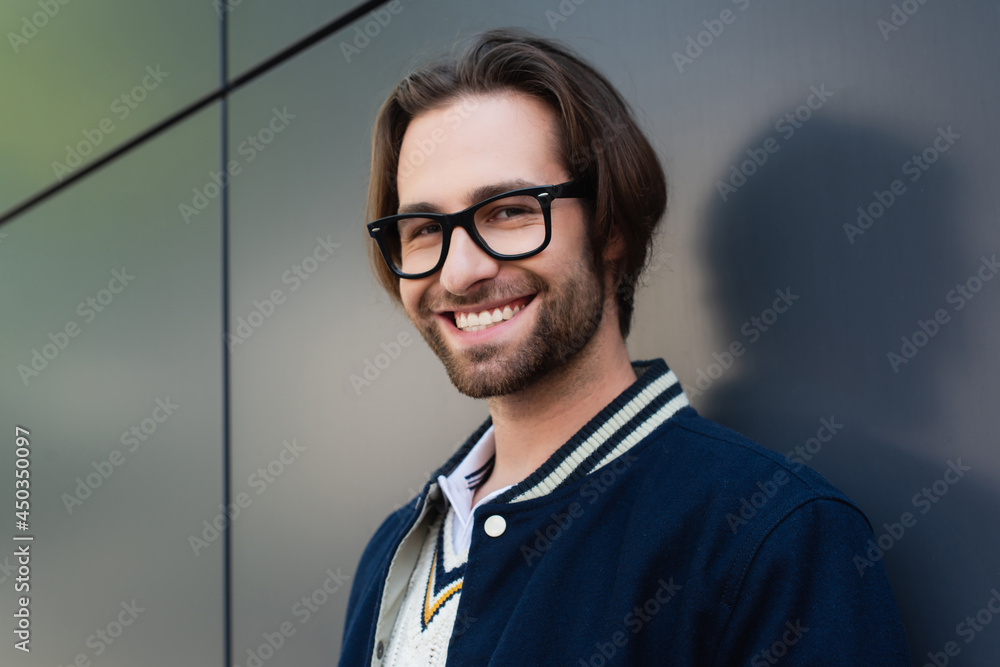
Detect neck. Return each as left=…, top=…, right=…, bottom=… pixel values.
left=473, top=315, right=637, bottom=503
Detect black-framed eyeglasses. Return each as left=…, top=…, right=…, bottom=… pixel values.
left=367, top=178, right=591, bottom=279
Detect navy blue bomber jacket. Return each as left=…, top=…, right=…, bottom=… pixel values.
left=339, top=359, right=911, bottom=665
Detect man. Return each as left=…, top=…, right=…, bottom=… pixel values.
left=340, top=28, right=911, bottom=666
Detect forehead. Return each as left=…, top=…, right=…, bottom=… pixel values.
left=396, top=92, right=564, bottom=208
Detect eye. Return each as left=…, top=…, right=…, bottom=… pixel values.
left=414, top=221, right=442, bottom=236
left=478, top=196, right=541, bottom=225
left=495, top=206, right=532, bottom=219
left=398, top=218, right=442, bottom=242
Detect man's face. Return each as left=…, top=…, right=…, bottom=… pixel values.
left=395, top=92, right=606, bottom=398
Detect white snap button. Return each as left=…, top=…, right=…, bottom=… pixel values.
left=484, top=515, right=506, bottom=537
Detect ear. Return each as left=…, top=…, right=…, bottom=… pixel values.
left=599, top=227, right=626, bottom=307
left=602, top=226, right=626, bottom=264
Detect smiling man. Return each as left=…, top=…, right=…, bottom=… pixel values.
left=339, top=29, right=911, bottom=666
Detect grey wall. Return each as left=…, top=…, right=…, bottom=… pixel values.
left=2, top=1, right=998, bottom=665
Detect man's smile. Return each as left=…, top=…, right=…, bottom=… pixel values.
left=443, top=295, right=535, bottom=332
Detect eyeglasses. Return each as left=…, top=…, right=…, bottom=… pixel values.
left=367, top=178, right=591, bottom=279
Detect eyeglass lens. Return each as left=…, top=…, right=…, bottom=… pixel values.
left=385, top=193, right=547, bottom=275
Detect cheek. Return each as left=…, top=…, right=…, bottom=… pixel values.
left=548, top=209, right=590, bottom=257
left=545, top=230, right=589, bottom=269
left=398, top=284, right=417, bottom=313
left=399, top=279, right=430, bottom=317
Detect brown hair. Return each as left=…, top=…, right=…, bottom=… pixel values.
left=366, top=27, right=667, bottom=338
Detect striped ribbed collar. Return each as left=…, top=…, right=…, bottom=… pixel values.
left=429, top=358, right=690, bottom=506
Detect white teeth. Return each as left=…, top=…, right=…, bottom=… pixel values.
left=454, top=300, right=528, bottom=331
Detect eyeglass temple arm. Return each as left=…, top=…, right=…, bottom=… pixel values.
left=548, top=178, right=591, bottom=199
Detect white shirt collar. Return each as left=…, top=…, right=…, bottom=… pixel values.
left=437, top=425, right=513, bottom=554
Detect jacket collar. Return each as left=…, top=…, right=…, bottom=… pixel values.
left=429, top=358, right=690, bottom=506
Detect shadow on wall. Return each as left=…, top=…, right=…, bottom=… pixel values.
left=697, top=115, right=1000, bottom=657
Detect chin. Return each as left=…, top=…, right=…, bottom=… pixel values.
left=424, top=298, right=604, bottom=399
left=409, top=251, right=606, bottom=399
left=446, top=354, right=542, bottom=399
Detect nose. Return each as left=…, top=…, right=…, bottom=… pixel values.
left=438, top=226, right=501, bottom=295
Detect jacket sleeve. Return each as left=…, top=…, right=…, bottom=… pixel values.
left=712, top=497, right=912, bottom=666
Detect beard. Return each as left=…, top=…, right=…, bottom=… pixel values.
left=413, top=256, right=606, bottom=399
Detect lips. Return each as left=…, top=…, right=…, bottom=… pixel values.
left=446, top=295, right=534, bottom=332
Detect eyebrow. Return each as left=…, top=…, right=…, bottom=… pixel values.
left=397, top=179, right=538, bottom=216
